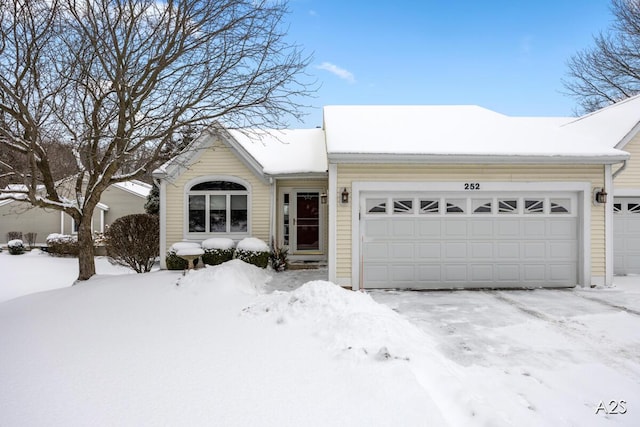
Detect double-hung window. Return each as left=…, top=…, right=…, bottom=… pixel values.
left=187, top=181, right=248, bottom=234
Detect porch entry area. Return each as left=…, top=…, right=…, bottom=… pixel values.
left=279, top=187, right=326, bottom=259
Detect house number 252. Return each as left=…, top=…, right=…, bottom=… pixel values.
left=464, top=183, right=480, bottom=190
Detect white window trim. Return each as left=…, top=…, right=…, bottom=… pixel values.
left=183, top=176, right=252, bottom=240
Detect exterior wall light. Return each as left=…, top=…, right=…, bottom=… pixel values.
left=320, top=192, right=327, bottom=204
left=341, top=187, right=350, bottom=204
left=594, top=188, right=608, bottom=205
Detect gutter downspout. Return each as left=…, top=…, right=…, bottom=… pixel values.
left=612, top=160, right=628, bottom=180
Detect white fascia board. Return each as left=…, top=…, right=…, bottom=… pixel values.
left=111, top=183, right=150, bottom=199
left=615, top=120, right=640, bottom=149
left=266, top=172, right=329, bottom=180
left=327, top=152, right=630, bottom=165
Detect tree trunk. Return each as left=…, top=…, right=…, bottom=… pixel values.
left=77, top=216, right=96, bottom=281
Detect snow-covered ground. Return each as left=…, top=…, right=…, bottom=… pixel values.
left=0, top=251, right=639, bottom=426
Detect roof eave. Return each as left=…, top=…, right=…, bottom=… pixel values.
left=327, top=152, right=630, bottom=165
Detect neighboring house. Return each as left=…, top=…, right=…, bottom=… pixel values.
left=154, top=96, right=640, bottom=290
left=0, top=180, right=151, bottom=244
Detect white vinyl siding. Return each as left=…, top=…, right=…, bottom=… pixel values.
left=164, top=138, right=270, bottom=250
left=615, top=132, right=640, bottom=190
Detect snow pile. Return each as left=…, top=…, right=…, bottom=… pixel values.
left=247, top=281, right=436, bottom=361
left=0, top=260, right=444, bottom=426
left=236, top=237, right=269, bottom=252
left=178, top=259, right=272, bottom=296
left=201, top=237, right=235, bottom=250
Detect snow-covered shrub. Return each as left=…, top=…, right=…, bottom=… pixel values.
left=46, top=234, right=79, bottom=257
left=7, top=239, right=25, bottom=255
left=105, top=214, right=159, bottom=273
left=201, top=238, right=235, bottom=266
left=6, top=231, right=22, bottom=242
left=166, top=242, right=201, bottom=270
left=234, top=237, right=270, bottom=268
left=269, top=238, right=288, bottom=272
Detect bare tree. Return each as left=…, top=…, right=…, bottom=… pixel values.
left=563, top=0, right=640, bottom=113
left=0, top=0, right=312, bottom=280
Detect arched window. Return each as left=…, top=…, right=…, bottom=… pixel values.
left=187, top=180, right=249, bottom=234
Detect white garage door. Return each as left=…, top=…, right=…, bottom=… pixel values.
left=614, top=197, right=640, bottom=275
left=361, top=192, right=579, bottom=289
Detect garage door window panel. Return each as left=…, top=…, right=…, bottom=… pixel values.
left=472, top=199, right=493, bottom=214
left=550, top=198, right=571, bottom=214
left=524, top=199, right=544, bottom=214
left=498, top=199, right=518, bottom=214
left=420, top=200, right=439, bottom=214
left=366, top=199, right=387, bottom=214
left=446, top=199, right=465, bottom=214
left=393, top=199, right=414, bottom=214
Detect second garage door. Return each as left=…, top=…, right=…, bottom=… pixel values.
left=361, top=192, right=579, bottom=289
left=614, top=197, right=640, bottom=275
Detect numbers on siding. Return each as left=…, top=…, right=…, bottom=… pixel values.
left=464, top=183, right=480, bottom=190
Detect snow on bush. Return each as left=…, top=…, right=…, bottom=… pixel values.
left=235, top=237, right=270, bottom=268
left=45, top=234, right=79, bottom=257
left=7, top=239, right=25, bottom=255
left=237, top=237, right=269, bottom=252
left=200, top=238, right=235, bottom=266
left=202, top=238, right=235, bottom=250
left=46, top=233, right=65, bottom=242
left=8, top=239, right=23, bottom=248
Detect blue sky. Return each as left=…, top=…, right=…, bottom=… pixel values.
left=286, top=0, right=615, bottom=127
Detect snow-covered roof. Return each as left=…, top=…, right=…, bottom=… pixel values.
left=560, top=93, right=640, bottom=149
left=112, top=180, right=151, bottom=198
left=323, top=105, right=630, bottom=163
left=227, top=129, right=327, bottom=175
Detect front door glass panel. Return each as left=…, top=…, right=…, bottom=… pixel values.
left=296, top=192, right=319, bottom=251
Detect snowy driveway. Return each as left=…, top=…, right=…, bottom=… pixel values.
left=369, top=280, right=640, bottom=425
